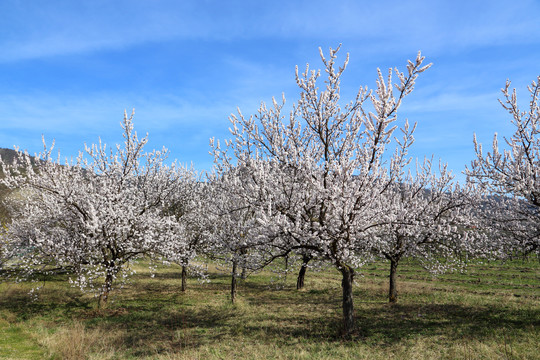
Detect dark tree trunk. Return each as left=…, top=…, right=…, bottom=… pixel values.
left=389, top=258, right=399, bottom=303
left=98, top=271, right=114, bottom=309
left=296, top=265, right=307, bottom=290
left=339, top=264, right=355, bottom=337
left=231, top=260, right=238, bottom=303
left=296, top=254, right=312, bottom=290
left=181, top=264, right=188, bottom=292
left=240, top=266, right=247, bottom=280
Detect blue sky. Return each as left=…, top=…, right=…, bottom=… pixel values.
left=0, top=0, right=539, bottom=182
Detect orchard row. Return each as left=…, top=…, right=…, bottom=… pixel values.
left=1, top=47, right=538, bottom=336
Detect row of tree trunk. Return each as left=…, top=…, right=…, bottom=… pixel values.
left=175, top=256, right=400, bottom=337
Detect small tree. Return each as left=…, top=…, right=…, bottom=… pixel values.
left=1, top=112, right=193, bottom=306
left=376, top=157, right=479, bottom=303
left=466, top=76, right=540, bottom=258
left=369, top=120, right=483, bottom=303
left=205, top=167, right=268, bottom=303
left=163, top=178, right=209, bottom=292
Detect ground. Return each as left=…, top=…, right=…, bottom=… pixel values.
left=0, top=258, right=538, bottom=359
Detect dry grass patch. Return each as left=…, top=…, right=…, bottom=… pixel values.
left=34, top=321, right=122, bottom=360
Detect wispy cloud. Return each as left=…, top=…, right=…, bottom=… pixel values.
left=0, top=88, right=281, bottom=169
left=2, top=0, right=539, bottom=62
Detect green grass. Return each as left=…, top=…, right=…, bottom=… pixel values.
left=0, top=318, right=50, bottom=360
left=0, top=258, right=538, bottom=359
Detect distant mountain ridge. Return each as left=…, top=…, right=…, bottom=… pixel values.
left=0, top=148, right=43, bottom=178
left=0, top=148, right=22, bottom=165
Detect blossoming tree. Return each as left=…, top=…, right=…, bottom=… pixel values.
left=212, top=45, right=431, bottom=335
left=375, top=157, right=479, bottom=302
left=466, top=76, right=540, bottom=258
left=162, top=176, right=211, bottom=292
left=0, top=112, right=193, bottom=307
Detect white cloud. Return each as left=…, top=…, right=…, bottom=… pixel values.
left=0, top=90, right=264, bottom=169
left=1, top=0, right=539, bottom=62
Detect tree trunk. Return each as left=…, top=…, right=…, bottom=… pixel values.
left=181, top=264, right=187, bottom=292
left=240, top=266, right=247, bottom=280
left=231, top=260, right=238, bottom=303
left=389, top=258, right=399, bottom=303
left=296, top=264, right=307, bottom=290
left=98, top=271, right=114, bottom=309
left=339, top=264, right=355, bottom=337
left=296, top=254, right=312, bottom=290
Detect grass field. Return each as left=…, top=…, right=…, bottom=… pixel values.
left=0, top=258, right=538, bottom=359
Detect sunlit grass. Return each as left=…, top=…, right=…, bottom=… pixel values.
left=0, top=258, right=538, bottom=359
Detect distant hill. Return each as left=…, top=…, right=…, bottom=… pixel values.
left=0, top=148, right=44, bottom=175
left=0, top=148, right=21, bottom=165
left=0, top=148, right=44, bottom=224
left=0, top=148, right=22, bottom=224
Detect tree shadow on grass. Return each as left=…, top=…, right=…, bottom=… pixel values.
left=0, top=282, right=93, bottom=322
left=355, top=302, right=540, bottom=344
left=103, top=305, right=236, bottom=357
